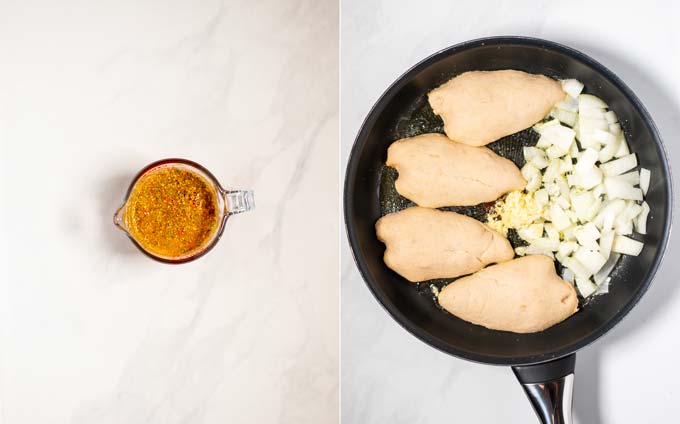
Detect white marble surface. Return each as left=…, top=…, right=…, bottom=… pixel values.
left=0, top=1, right=338, bottom=423
left=342, top=1, right=680, bottom=423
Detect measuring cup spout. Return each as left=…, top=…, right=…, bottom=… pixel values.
left=113, top=203, right=128, bottom=232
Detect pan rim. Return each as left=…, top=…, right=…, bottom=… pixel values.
left=343, top=35, right=673, bottom=366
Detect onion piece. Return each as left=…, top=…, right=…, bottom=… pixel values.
left=600, top=153, right=638, bottom=176
left=570, top=190, right=596, bottom=221
left=612, top=235, right=643, bottom=256
left=639, top=168, right=651, bottom=195
left=575, top=223, right=601, bottom=251
left=592, top=183, right=605, bottom=199
left=604, top=177, right=643, bottom=201
left=533, top=119, right=560, bottom=135
left=614, top=136, right=630, bottom=158
left=531, top=237, right=560, bottom=252
left=576, top=277, right=598, bottom=297
left=615, top=220, right=633, bottom=236
left=562, top=225, right=577, bottom=241
left=558, top=241, right=579, bottom=257
left=562, top=79, right=584, bottom=98
left=518, top=223, right=544, bottom=242
left=574, top=247, right=607, bottom=275
left=599, top=230, right=615, bottom=259
left=526, top=244, right=555, bottom=259
left=522, top=163, right=540, bottom=180
left=564, top=257, right=593, bottom=280
left=635, top=201, right=650, bottom=235
left=548, top=204, right=572, bottom=231
left=525, top=174, right=541, bottom=192
left=604, top=110, right=618, bottom=124
left=559, top=157, right=573, bottom=174
left=579, top=94, right=608, bottom=109
left=617, top=171, right=641, bottom=186
left=562, top=268, right=575, bottom=284
left=596, top=277, right=611, bottom=294
left=542, top=124, right=576, bottom=151
left=588, top=129, right=617, bottom=145
left=555, top=96, right=579, bottom=112
left=547, top=146, right=568, bottom=159
left=593, top=199, right=626, bottom=231
left=531, top=152, right=550, bottom=169
left=545, top=223, right=560, bottom=242
left=614, top=201, right=642, bottom=229
left=523, top=146, right=541, bottom=161
left=568, top=167, right=602, bottom=190
left=557, top=109, right=577, bottom=127
left=534, top=188, right=549, bottom=205
left=598, top=137, right=620, bottom=163
left=594, top=254, right=620, bottom=285
left=609, top=123, right=622, bottom=135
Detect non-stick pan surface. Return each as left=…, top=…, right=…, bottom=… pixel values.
left=344, top=37, right=672, bottom=366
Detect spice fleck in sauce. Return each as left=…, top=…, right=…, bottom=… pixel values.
left=124, top=166, right=220, bottom=258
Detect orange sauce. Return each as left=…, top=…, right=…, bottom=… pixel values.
left=124, top=166, right=220, bottom=258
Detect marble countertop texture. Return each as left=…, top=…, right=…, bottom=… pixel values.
left=0, top=0, right=338, bottom=423
left=341, top=1, right=680, bottom=423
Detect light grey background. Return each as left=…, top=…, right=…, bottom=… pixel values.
left=0, top=0, right=338, bottom=423
left=341, top=1, right=680, bottom=423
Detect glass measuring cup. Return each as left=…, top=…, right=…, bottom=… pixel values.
left=113, top=158, right=254, bottom=263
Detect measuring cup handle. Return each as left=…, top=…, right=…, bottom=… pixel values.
left=224, top=190, right=255, bottom=215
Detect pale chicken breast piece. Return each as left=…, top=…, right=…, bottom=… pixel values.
left=387, top=133, right=526, bottom=207
left=438, top=255, right=578, bottom=333
left=428, top=70, right=566, bottom=146
left=375, top=207, right=513, bottom=282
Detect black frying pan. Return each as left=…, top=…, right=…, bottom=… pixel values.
left=344, top=37, right=672, bottom=423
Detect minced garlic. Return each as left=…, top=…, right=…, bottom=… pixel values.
left=486, top=190, right=545, bottom=236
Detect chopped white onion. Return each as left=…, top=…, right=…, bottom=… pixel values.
left=576, top=277, right=598, bottom=297
left=555, top=96, right=579, bottom=112
left=526, top=244, right=555, bottom=259
left=558, top=241, right=579, bottom=257
left=556, top=109, right=577, bottom=127
left=563, top=257, right=593, bottom=280
left=574, top=247, right=607, bottom=275
left=561, top=79, right=584, bottom=98
left=635, top=201, right=650, bottom=235
left=599, top=230, right=615, bottom=259
left=617, top=171, right=641, bottom=186
left=600, top=153, right=638, bottom=176
left=534, top=188, right=549, bottom=205
left=594, top=254, right=620, bottom=285
left=579, top=94, right=608, bottom=109
left=521, top=163, right=540, bottom=180
left=518, top=223, right=544, bottom=241
left=614, top=136, right=630, bottom=158
left=531, top=237, right=560, bottom=252
left=514, top=85, right=649, bottom=298
left=639, top=168, right=651, bottom=195
left=604, top=110, right=618, bottom=124
left=533, top=119, right=560, bottom=135
left=575, top=223, right=601, bottom=251
left=604, top=177, right=643, bottom=201
left=612, top=235, right=643, bottom=256
left=596, top=277, right=611, bottom=294
left=525, top=174, right=541, bottom=192
left=598, top=137, right=620, bottom=163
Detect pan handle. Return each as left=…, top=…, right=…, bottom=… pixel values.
left=511, top=354, right=576, bottom=424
